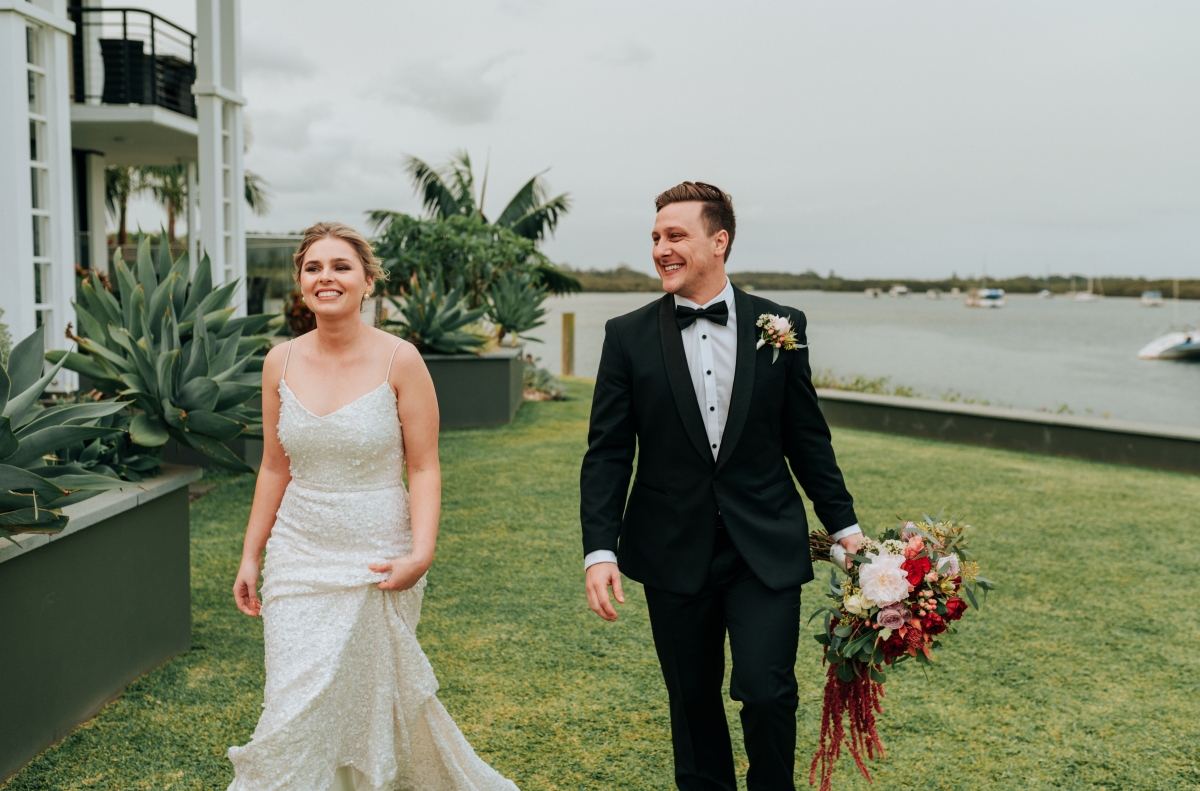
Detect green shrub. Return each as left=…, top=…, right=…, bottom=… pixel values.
left=0, top=325, right=127, bottom=544
left=374, top=214, right=575, bottom=309
left=382, top=272, right=488, bottom=355
left=488, top=270, right=548, bottom=346
left=52, top=237, right=280, bottom=473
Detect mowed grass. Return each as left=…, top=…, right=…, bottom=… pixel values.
left=5, top=379, right=1200, bottom=790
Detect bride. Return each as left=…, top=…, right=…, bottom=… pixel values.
left=229, top=222, right=518, bottom=791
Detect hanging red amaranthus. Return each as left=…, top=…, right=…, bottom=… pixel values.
left=806, top=516, right=995, bottom=790
left=809, top=664, right=886, bottom=791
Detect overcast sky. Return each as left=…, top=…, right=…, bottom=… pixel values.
left=132, top=0, right=1199, bottom=279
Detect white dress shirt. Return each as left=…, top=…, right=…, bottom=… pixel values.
left=585, top=280, right=859, bottom=570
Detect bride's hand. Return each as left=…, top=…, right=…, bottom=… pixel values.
left=233, top=560, right=262, bottom=617
left=370, top=555, right=431, bottom=592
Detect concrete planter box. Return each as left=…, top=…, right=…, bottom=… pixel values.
left=423, top=345, right=526, bottom=430
left=0, top=465, right=202, bottom=782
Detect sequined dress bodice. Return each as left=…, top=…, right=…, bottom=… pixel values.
left=277, top=380, right=405, bottom=492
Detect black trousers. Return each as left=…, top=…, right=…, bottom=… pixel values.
left=644, top=528, right=802, bottom=791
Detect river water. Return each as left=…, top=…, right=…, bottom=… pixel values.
left=531, top=290, right=1200, bottom=429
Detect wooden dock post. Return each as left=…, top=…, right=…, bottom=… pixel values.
left=561, top=312, right=575, bottom=377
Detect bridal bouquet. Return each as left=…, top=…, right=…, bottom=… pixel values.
left=806, top=516, right=994, bottom=791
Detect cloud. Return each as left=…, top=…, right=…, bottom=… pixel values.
left=242, top=39, right=317, bottom=80
left=249, top=103, right=331, bottom=153
left=595, top=41, right=653, bottom=67
left=384, top=58, right=508, bottom=124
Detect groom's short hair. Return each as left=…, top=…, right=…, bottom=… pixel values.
left=654, top=181, right=736, bottom=261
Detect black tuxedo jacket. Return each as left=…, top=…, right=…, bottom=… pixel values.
left=580, top=287, right=858, bottom=595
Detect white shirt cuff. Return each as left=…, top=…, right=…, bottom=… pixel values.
left=829, top=523, right=862, bottom=541
left=584, top=550, right=618, bottom=570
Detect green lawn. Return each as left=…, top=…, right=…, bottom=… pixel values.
left=6, top=379, right=1200, bottom=790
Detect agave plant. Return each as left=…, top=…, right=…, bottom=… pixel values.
left=383, top=272, right=488, bottom=355
left=51, top=237, right=280, bottom=473
left=487, top=270, right=548, bottom=346
left=0, top=325, right=128, bottom=545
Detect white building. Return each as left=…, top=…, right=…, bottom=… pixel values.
left=0, top=0, right=246, bottom=391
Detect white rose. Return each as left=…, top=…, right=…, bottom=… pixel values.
left=857, top=549, right=910, bottom=607
left=843, top=591, right=873, bottom=615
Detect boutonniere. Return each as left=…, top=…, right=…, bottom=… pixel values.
left=756, top=313, right=806, bottom=363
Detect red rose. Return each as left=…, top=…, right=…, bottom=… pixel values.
left=944, top=597, right=968, bottom=621
left=880, top=630, right=907, bottom=661
left=902, top=556, right=931, bottom=586
left=921, top=612, right=946, bottom=635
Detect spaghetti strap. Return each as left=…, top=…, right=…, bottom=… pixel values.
left=384, top=341, right=404, bottom=383
left=281, top=340, right=294, bottom=382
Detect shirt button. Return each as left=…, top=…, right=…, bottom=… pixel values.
left=702, top=334, right=707, bottom=339
left=712, top=444, right=717, bottom=448
left=706, top=370, right=712, bottom=375
left=710, top=406, right=715, bottom=411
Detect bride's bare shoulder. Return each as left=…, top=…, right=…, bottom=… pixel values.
left=261, top=340, right=292, bottom=385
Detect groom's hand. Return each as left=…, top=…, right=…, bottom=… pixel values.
left=585, top=562, right=625, bottom=622
left=838, top=533, right=864, bottom=555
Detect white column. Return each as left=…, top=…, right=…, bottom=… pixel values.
left=186, top=159, right=200, bottom=273
left=194, top=0, right=246, bottom=316
left=0, top=10, right=38, bottom=345
left=86, top=152, right=107, bottom=272
left=0, top=0, right=76, bottom=390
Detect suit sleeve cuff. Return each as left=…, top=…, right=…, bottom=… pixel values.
left=829, top=524, right=862, bottom=541
left=584, top=550, right=619, bottom=570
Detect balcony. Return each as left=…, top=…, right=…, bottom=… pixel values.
left=68, top=6, right=198, bottom=165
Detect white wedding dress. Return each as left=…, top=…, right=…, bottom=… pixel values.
left=228, top=341, right=518, bottom=791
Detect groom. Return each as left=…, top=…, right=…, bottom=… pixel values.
left=580, top=182, right=864, bottom=791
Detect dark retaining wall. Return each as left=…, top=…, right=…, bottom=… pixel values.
left=0, top=466, right=201, bottom=782
left=816, top=389, right=1200, bottom=475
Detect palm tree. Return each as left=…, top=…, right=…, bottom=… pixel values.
left=104, top=165, right=135, bottom=245
left=367, top=150, right=571, bottom=244
left=105, top=165, right=272, bottom=247
left=244, top=170, right=271, bottom=216
left=137, top=165, right=187, bottom=243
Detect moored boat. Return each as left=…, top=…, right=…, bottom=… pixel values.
left=966, top=288, right=1006, bottom=308
left=1138, top=330, right=1200, bottom=360
left=1141, top=290, right=1165, bottom=307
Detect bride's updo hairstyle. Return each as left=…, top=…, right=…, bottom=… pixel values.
left=292, top=221, right=388, bottom=297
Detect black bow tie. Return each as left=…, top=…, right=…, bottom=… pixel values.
left=675, top=301, right=729, bottom=329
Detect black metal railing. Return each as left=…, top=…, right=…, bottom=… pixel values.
left=69, top=6, right=196, bottom=118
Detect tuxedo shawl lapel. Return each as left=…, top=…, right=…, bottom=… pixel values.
left=657, top=295, right=714, bottom=466
left=714, top=287, right=756, bottom=473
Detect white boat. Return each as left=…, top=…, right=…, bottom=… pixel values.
left=864, top=288, right=882, bottom=298
left=888, top=284, right=910, bottom=297
left=949, top=287, right=962, bottom=298
left=1037, top=289, right=1053, bottom=298
left=925, top=289, right=942, bottom=299
left=966, top=288, right=1006, bottom=308
left=1070, top=275, right=1102, bottom=302
left=1141, top=290, right=1165, bottom=307
left=1138, top=330, right=1200, bottom=360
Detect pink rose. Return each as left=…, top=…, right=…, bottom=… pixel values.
left=903, top=535, right=924, bottom=558
left=772, top=316, right=791, bottom=334
left=936, top=554, right=960, bottom=577
left=875, top=603, right=911, bottom=630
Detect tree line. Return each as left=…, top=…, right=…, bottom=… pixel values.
left=564, top=266, right=1200, bottom=299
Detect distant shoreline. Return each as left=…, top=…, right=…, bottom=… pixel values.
left=566, top=266, right=1199, bottom=299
